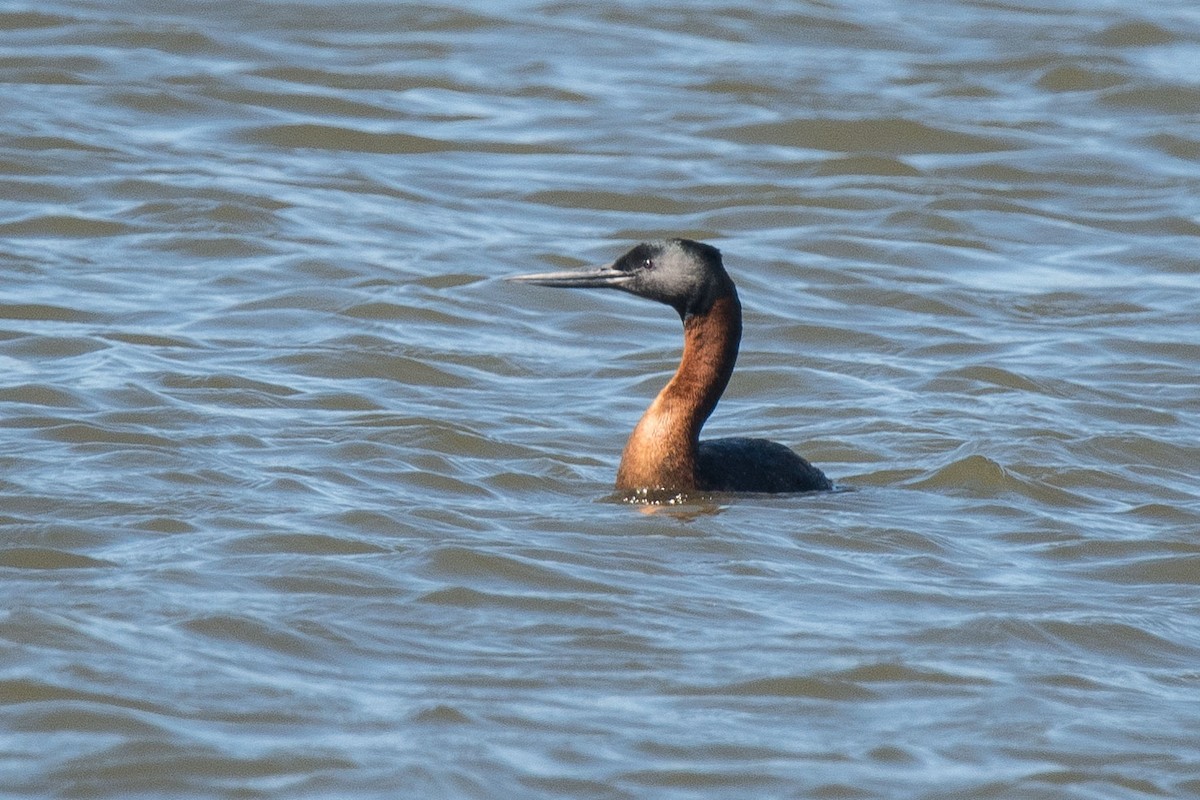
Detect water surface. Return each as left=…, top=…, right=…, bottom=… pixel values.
left=2, top=1, right=1199, bottom=797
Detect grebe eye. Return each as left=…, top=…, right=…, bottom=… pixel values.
left=643, top=258, right=654, bottom=269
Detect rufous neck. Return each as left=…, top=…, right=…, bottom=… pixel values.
left=615, top=290, right=741, bottom=491
left=668, top=292, right=742, bottom=434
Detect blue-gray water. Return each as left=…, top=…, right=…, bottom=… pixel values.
left=2, top=1, right=1199, bottom=798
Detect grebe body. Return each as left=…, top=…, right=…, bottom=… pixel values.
left=510, top=239, right=831, bottom=495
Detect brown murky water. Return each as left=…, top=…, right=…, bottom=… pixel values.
left=2, top=1, right=1199, bottom=797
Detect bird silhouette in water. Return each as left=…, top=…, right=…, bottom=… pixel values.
left=510, top=239, right=832, bottom=497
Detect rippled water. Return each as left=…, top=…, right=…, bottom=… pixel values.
left=3, top=0, right=1199, bottom=797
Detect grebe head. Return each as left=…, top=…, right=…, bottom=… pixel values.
left=509, top=238, right=734, bottom=319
